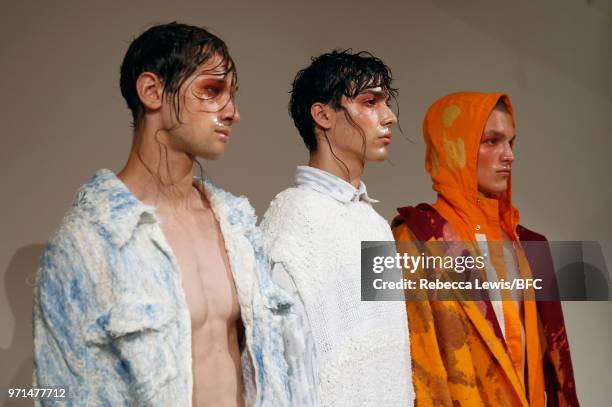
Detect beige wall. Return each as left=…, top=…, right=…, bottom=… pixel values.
left=1, top=0, right=610, bottom=405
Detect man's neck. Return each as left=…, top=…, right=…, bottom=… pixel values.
left=308, top=150, right=364, bottom=188
left=117, top=127, right=207, bottom=212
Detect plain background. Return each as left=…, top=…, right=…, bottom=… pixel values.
left=1, top=0, right=611, bottom=405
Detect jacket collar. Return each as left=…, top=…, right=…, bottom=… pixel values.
left=73, top=169, right=156, bottom=247
left=74, top=169, right=260, bottom=249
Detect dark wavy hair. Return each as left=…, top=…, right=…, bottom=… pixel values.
left=289, top=49, right=398, bottom=152
left=119, top=22, right=236, bottom=129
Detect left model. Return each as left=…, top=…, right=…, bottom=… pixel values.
left=33, top=22, right=300, bottom=407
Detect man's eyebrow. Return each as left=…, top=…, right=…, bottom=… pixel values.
left=358, top=89, right=388, bottom=98
left=194, top=77, right=228, bottom=88
left=484, top=130, right=516, bottom=139
left=195, top=69, right=228, bottom=80
left=205, top=77, right=226, bottom=84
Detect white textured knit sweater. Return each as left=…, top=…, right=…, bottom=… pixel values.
left=261, top=175, right=414, bottom=407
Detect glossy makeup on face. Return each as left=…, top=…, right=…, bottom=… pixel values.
left=189, top=72, right=236, bottom=113
left=332, top=87, right=398, bottom=164
left=163, top=54, right=240, bottom=160
left=477, top=107, right=516, bottom=197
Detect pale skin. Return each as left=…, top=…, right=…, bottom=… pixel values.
left=477, top=104, right=516, bottom=242
left=117, top=54, right=244, bottom=407
left=309, top=87, right=397, bottom=186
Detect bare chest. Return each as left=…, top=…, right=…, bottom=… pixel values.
left=159, top=211, right=241, bottom=330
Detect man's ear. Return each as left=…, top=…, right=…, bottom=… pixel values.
left=136, top=72, right=164, bottom=112
left=311, top=102, right=334, bottom=131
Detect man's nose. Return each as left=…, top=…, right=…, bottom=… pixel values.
left=382, top=104, right=398, bottom=127
left=502, top=141, right=514, bottom=162
left=221, top=98, right=240, bottom=123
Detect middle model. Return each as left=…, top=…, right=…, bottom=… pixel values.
left=261, top=50, right=414, bottom=406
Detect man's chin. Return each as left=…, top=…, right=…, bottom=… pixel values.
left=197, top=152, right=224, bottom=161
left=196, top=149, right=226, bottom=161
left=366, top=149, right=389, bottom=163
left=478, top=185, right=509, bottom=198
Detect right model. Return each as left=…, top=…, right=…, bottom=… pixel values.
left=392, top=92, right=579, bottom=407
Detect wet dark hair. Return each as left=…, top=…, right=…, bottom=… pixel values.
left=119, top=22, right=236, bottom=129
left=289, top=49, right=398, bottom=152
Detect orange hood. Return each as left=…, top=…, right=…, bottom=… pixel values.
left=423, top=91, right=520, bottom=242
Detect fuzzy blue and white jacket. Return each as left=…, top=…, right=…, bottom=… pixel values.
left=33, top=169, right=300, bottom=406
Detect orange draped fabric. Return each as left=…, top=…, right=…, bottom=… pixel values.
left=392, top=92, right=577, bottom=406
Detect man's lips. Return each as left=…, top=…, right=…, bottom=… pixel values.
left=379, top=134, right=392, bottom=144
left=497, top=168, right=511, bottom=175
left=215, top=128, right=231, bottom=140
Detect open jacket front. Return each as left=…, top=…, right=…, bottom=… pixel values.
left=33, top=170, right=298, bottom=406
left=391, top=92, right=578, bottom=406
